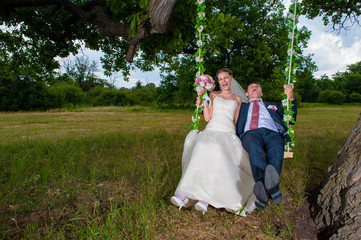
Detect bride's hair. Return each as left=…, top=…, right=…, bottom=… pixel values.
left=216, top=68, right=233, bottom=77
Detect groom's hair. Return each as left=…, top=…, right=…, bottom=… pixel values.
left=247, top=82, right=261, bottom=91
left=216, top=68, right=233, bottom=77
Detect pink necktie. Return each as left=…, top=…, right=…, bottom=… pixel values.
left=250, top=100, right=260, bottom=130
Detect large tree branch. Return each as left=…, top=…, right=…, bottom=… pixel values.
left=0, top=0, right=178, bottom=62
left=126, top=0, right=178, bottom=61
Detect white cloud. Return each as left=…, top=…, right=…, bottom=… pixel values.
left=298, top=14, right=361, bottom=78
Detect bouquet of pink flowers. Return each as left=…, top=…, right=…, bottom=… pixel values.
left=190, top=74, right=215, bottom=131
left=194, top=74, right=215, bottom=93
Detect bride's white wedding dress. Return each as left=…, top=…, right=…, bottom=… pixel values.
left=175, top=96, right=256, bottom=215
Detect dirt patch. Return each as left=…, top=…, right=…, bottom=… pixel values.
left=292, top=202, right=318, bottom=239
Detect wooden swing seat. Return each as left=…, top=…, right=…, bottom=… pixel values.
left=284, top=151, right=294, bottom=158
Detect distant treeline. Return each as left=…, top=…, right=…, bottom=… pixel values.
left=1, top=61, right=361, bottom=111
left=295, top=61, right=361, bottom=105
left=0, top=74, right=195, bottom=111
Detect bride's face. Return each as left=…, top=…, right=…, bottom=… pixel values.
left=217, top=72, right=232, bottom=91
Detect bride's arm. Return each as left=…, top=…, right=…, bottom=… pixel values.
left=202, top=92, right=214, bottom=122
left=234, top=95, right=242, bottom=124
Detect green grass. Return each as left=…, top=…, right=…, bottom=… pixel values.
left=0, top=105, right=360, bottom=239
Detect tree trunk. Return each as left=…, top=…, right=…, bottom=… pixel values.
left=312, top=113, right=361, bottom=239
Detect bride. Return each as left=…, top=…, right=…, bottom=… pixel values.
left=171, top=68, right=256, bottom=215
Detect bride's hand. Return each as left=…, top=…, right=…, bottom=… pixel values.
left=197, top=89, right=205, bottom=96
left=196, top=97, right=201, bottom=106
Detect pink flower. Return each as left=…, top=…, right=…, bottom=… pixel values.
left=194, top=74, right=215, bottom=92
left=267, top=105, right=278, bottom=111
left=205, top=82, right=215, bottom=91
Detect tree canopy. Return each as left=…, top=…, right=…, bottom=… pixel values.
left=302, top=0, right=361, bottom=31
left=0, top=0, right=184, bottom=77
left=0, top=0, right=317, bottom=108
left=0, top=0, right=311, bottom=75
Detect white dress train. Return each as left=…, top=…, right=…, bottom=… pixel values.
left=175, top=96, right=256, bottom=215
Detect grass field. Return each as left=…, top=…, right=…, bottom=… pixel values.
left=0, top=105, right=360, bottom=239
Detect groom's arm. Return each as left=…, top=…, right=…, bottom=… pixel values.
left=284, top=84, right=297, bottom=124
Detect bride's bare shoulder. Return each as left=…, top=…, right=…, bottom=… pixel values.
left=234, top=95, right=242, bottom=104
left=210, top=91, right=221, bottom=99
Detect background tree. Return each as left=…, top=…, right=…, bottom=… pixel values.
left=318, top=90, right=346, bottom=104
left=62, top=55, right=110, bottom=91
left=332, top=71, right=348, bottom=93
left=348, top=61, right=361, bottom=73
left=294, top=54, right=319, bottom=102
left=0, top=75, right=55, bottom=111
left=302, top=0, right=361, bottom=31
left=294, top=69, right=319, bottom=102
left=344, top=62, right=361, bottom=98
left=315, top=74, right=335, bottom=91
left=155, top=75, right=179, bottom=106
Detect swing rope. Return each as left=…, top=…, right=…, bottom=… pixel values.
left=283, top=0, right=300, bottom=158
left=190, top=0, right=208, bottom=131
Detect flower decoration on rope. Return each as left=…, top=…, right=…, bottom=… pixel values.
left=195, top=56, right=204, bottom=63
left=287, top=49, right=295, bottom=56
left=190, top=0, right=210, bottom=131
left=281, top=0, right=300, bottom=153
left=283, top=114, right=292, bottom=122
left=193, top=0, right=207, bottom=76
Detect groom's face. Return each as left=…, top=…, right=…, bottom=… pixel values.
left=246, top=83, right=263, bottom=100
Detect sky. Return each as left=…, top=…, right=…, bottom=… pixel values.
left=60, top=1, right=361, bottom=89
left=299, top=15, right=361, bottom=77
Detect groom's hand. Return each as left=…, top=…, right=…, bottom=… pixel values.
left=284, top=85, right=295, bottom=101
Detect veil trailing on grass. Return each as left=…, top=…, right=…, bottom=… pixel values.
left=231, top=79, right=249, bottom=103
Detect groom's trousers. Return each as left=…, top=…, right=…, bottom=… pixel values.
left=241, top=128, right=284, bottom=182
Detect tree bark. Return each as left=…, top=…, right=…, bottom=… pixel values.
left=312, top=113, right=361, bottom=239
left=126, top=0, right=177, bottom=62
left=0, top=0, right=178, bottom=62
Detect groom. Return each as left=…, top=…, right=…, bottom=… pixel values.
left=236, top=82, right=297, bottom=210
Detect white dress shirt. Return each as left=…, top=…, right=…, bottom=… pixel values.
left=244, top=99, right=278, bottom=133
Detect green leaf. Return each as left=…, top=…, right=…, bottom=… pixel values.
left=139, top=0, right=149, bottom=10
left=219, top=13, right=225, bottom=23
